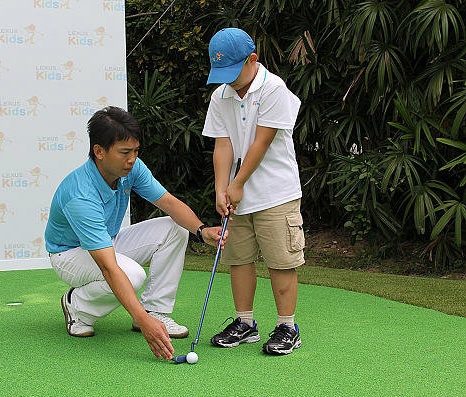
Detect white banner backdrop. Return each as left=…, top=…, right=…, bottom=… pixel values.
left=0, top=0, right=129, bottom=271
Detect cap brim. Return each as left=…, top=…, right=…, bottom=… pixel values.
left=206, top=58, right=245, bottom=85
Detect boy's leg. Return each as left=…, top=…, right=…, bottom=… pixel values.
left=50, top=247, right=146, bottom=335
left=268, top=268, right=298, bottom=319
left=210, top=213, right=261, bottom=347
left=112, top=217, right=189, bottom=337
left=254, top=199, right=305, bottom=354
left=231, top=263, right=257, bottom=312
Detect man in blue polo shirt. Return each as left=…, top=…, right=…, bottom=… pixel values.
left=45, top=106, right=227, bottom=360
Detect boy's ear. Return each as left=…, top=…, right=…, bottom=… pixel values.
left=249, top=53, right=258, bottom=63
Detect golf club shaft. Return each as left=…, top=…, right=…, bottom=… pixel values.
left=190, top=158, right=240, bottom=352
left=191, top=213, right=229, bottom=351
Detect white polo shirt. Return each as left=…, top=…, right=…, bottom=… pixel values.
left=202, top=63, right=302, bottom=215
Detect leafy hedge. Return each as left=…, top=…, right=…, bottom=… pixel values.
left=126, top=0, right=466, bottom=271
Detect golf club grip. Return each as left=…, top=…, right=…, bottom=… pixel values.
left=234, top=158, right=241, bottom=178
left=225, top=157, right=241, bottom=218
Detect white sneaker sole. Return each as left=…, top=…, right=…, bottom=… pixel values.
left=264, top=338, right=302, bottom=355
left=214, top=334, right=261, bottom=348
left=61, top=294, right=94, bottom=338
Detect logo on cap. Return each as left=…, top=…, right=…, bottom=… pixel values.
left=211, top=52, right=224, bottom=62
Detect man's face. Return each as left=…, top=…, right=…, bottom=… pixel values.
left=98, top=137, right=140, bottom=180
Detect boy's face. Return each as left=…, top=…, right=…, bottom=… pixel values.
left=228, top=53, right=258, bottom=92
left=95, top=137, right=140, bottom=182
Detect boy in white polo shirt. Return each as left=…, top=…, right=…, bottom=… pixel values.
left=202, top=28, right=305, bottom=355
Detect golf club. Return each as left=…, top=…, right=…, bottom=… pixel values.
left=173, top=159, right=241, bottom=364
left=172, top=209, right=230, bottom=364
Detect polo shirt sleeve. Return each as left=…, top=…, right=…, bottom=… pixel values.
left=131, top=158, right=167, bottom=202
left=257, top=84, right=301, bottom=130
left=202, top=90, right=229, bottom=138
left=63, top=198, right=113, bottom=251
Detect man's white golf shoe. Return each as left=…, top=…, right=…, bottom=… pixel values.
left=61, top=288, right=95, bottom=337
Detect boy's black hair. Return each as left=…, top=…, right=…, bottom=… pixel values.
left=87, top=106, right=140, bottom=160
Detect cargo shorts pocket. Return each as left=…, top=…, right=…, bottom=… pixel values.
left=286, top=213, right=305, bottom=252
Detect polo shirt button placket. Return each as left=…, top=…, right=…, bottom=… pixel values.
left=241, top=103, right=246, bottom=123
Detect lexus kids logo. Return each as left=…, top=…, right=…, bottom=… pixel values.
left=69, top=97, right=110, bottom=116
left=69, top=96, right=108, bottom=117
left=103, top=0, right=125, bottom=12
left=1, top=167, right=48, bottom=189
left=31, top=237, right=45, bottom=257
left=35, top=60, right=81, bottom=81
left=27, top=96, right=46, bottom=116
left=24, top=24, right=44, bottom=44
left=34, top=0, right=79, bottom=9
left=0, top=203, right=14, bottom=223
left=0, top=131, right=13, bottom=151
left=104, top=66, right=126, bottom=81
left=96, top=96, right=108, bottom=107
left=68, top=29, right=92, bottom=47
left=93, top=26, right=112, bottom=46
left=63, top=130, right=83, bottom=150
left=0, top=97, right=46, bottom=117
left=37, top=131, right=83, bottom=152
left=0, top=24, right=44, bottom=46
left=68, top=26, right=111, bottom=47
left=3, top=237, right=44, bottom=259
left=40, top=207, right=50, bottom=222
left=0, top=28, right=24, bottom=45
left=29, top=167, right=48, bottom=187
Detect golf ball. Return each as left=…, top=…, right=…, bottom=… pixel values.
left=186, top=352, right=198, bottom=364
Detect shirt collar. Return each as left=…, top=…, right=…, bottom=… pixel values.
left=85, top=158, right=118, bottom=203
left=221, top=63, right=267, bottom=100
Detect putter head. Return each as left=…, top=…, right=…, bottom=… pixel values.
left=172, top=355, right=187, bottom=364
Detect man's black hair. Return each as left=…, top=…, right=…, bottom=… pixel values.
left=87, top=106, right=140, bottom=160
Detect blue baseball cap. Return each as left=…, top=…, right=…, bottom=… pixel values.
left=207, top=28, right=256, bottom=84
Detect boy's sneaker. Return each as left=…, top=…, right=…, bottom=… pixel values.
left=262, top=323, right=302, bottom=355
left=61, top=288, right=95, bottom=337
left=132, top=312, right=189, bottom=339
left=211, top=317, right=260, bottom=347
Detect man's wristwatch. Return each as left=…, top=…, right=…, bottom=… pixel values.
left=196, top=224, right=208, bottom=243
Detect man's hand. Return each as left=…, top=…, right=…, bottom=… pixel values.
left=201, top=225, right=229, bottom=249
left=90, top=247, right=174, bottom=359
left=226, top=179, right=244, bottom=210
left=138, top=314, right=175, bottom=360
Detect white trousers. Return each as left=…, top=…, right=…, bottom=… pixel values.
left=49, top=217, right=189, bottom=325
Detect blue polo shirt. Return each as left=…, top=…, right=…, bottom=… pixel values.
left=45, top=158, right=166, bottom=253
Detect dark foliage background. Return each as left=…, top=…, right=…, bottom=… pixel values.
left=126, top=0, right=466, bottom=271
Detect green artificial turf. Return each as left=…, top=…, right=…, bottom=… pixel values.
left=1, top=268, right=466, bottom=397
left=185, top=253, right=466, bottom=317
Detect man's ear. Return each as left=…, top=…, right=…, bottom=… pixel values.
left=93, top=144, right=105, bottom=160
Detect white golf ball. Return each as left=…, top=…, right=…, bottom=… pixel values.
left=186, top=352, right=198, bottom=364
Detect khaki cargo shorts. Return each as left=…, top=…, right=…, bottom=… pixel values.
left=221, top=199, right=305, bottom=269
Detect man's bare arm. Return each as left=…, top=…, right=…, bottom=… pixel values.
left=89, top=246, right=174, bottom=360
left=153, top=192, right=228, bottom=248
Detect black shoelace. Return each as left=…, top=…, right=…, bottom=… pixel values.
left=268, top=324, right=290, bottom=341
left=217, top=317, right=241, bottom=336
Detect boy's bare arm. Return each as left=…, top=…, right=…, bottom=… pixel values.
left=227, top=125, right=277, bottom=208
left=214, top=137, right=234, bottom=216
